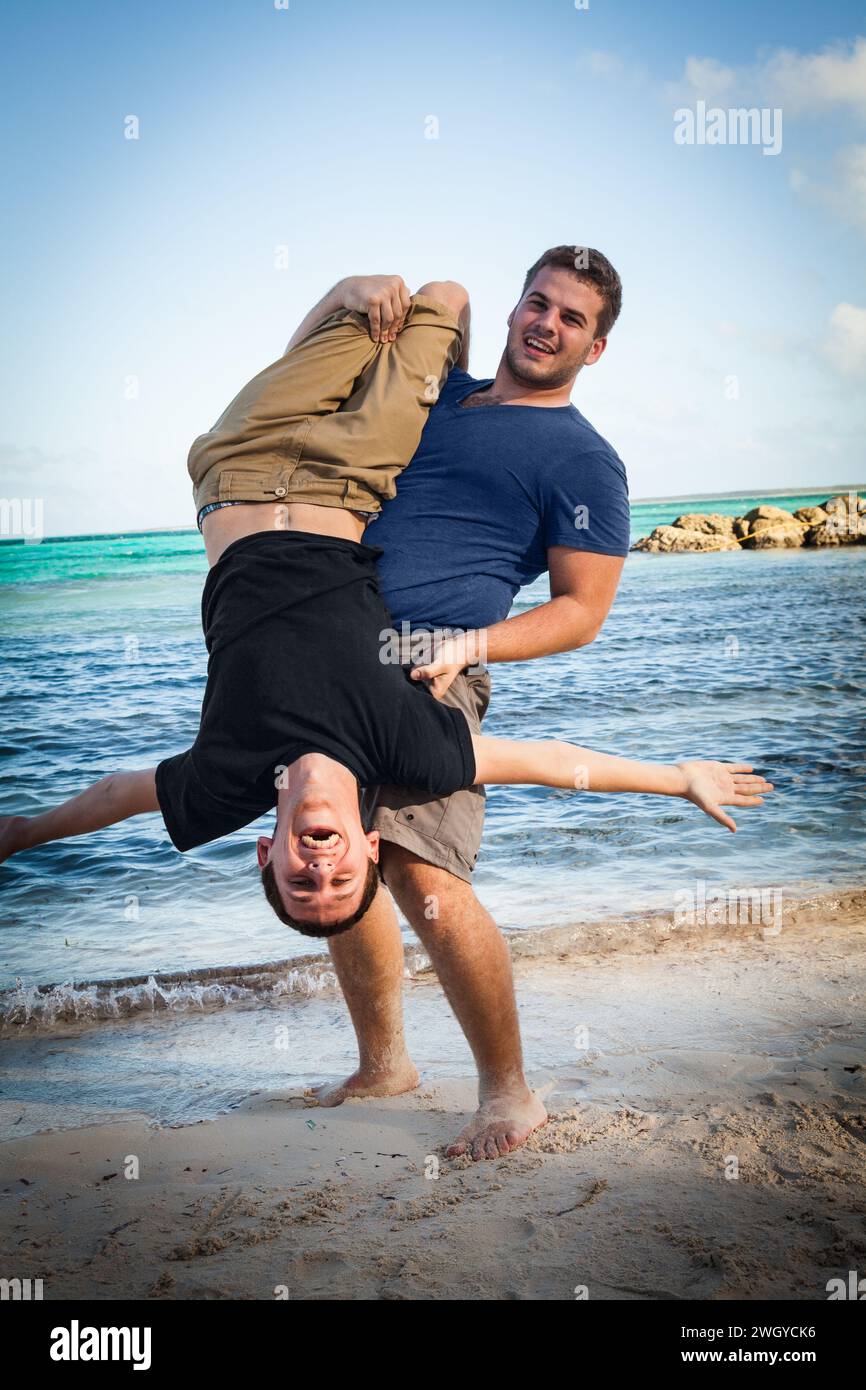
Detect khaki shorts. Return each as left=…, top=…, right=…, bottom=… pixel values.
left=362, top=663, right=491, bottom=883
left=187, top=293, right=463, bottom=515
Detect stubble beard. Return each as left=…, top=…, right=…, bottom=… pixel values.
left=504, top=332, right=592, bottom=392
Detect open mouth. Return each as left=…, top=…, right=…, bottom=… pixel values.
left=523, top=334, right=556, bottom=358
left=298, top=827, right=342, bottom=852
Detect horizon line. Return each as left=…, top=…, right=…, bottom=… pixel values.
left=0, top=483, right=862, bottom=546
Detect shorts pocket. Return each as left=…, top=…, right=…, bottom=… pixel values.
left=218, top=466, right=290, bottom=502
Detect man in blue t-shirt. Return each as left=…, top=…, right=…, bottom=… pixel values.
left=314, top=245, right=632, bottom=1161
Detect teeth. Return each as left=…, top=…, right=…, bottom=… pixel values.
left=526, top=336, right=554, bottom=353
left=300, top=832, right=339, bottom=849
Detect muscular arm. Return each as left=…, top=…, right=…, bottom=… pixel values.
left=0, top=769, right=160, bottom=862
left=410, top=548, right=624, bottom=695
left=481, top=548, right=624, bottom=662
left=469, top=737, right=773, bottom=833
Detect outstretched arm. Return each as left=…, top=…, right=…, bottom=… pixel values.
left=0, top=769, right=160, bottom=863
left=470, top=735, right=773, bottom=833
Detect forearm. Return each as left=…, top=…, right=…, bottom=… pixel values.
left=284, top=280, right=350, bottom=353
left=15, top=769, right=159, bottom=853
left=469, top=595, right=599, bottom=666
left=472, top=735, right=688, bottom=795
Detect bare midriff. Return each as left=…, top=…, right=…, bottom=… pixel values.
left=201, top=501, right=368, bottom=567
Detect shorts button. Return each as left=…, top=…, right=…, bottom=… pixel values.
left=406, top=813, right=414, bottom=820
left=274, top=485, right=287, bottom=497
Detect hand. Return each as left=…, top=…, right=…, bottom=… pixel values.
left=410, top=633, right=481, bottom=701
left=340, top=275, right=412, bottom=343
left=677, top=760, right=774, bottom=833
left=0, top=815, right=28, bottom=865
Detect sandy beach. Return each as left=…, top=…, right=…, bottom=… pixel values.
left=2, top=889, right=864, bottom=1301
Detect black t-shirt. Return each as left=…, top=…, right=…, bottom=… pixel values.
left=155, top=532, right=476, bottom=851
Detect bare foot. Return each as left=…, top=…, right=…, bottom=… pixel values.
left=446, top=1087, right=548, bottom=1161
left=305, top=1060, right=420, bottom=1108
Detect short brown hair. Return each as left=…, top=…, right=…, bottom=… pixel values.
left=261, top=856, right=381, bottom=937
left=521, top=245, right=622, bottom=339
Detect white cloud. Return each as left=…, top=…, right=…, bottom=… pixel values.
left=683, top=57, right=736, bottom=99
left=823, top=303, right=866, bottom=378
left=762, top=37, right=866, bottom=118
left=673, top=36, right=866, bottom=118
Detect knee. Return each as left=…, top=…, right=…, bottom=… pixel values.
left=380, top=843, right=468, bottom=924
left=414, top=279, right=469, bottom=320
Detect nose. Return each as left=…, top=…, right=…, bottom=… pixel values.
left=532, top=309, right=557, bottom=333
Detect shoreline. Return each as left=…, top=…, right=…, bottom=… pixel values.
left=1, top=895, right=863, bottom=1300
left=2, top=882, right=862, bottom=1035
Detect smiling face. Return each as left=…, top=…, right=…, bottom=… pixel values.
left=257, top=795, right=379, bottom=930
left=504, top=265, right=608, bottom=391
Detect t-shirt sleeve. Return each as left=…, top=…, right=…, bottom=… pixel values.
left=541, top=449, right=631, bottom=556
left=385, top=680, right=477, bottom=795
left=155, top=750, right=273, bottom=852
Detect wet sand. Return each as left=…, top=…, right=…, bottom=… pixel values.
left=1, top=892, right=864, bottom=1300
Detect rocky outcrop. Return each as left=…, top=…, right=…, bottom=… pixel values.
left=632, top=492, right=864, bottom=553
left=740, top=524, right=804, bottom=549
left=631, top=525, right=740, bottom=553
left=670, top=513, right=736, bottom=535
left=741, top=505, right=799, bottom=529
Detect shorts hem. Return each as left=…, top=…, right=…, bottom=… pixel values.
left=374, top=820, right=474, bottom=885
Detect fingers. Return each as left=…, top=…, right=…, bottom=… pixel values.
left=387, top=283, right=411, bottom=340
left=367, top=276, right=410, bottom=342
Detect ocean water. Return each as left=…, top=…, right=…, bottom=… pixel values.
left=1, top=488, right=864, bottom=1025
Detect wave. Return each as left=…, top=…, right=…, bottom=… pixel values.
left=3, top=884, right=861, bottom=1036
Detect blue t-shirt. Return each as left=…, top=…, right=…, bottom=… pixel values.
left=365, top=368, right=630, bottom=630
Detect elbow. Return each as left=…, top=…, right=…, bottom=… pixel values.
left=561, top=623, right=601, bottom=652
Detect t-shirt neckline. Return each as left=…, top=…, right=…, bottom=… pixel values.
left=453, top=377, right=576, bottom=413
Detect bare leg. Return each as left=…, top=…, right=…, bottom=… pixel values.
left=308, top=882, right=419, bottom=1105
left=382, top=844, right=547, bottom=1161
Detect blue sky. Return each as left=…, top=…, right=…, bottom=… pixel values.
left=1, top=0, right=864, bottom=535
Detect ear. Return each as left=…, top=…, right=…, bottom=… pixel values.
left=256, top=835, right=273, bottom=868
left=585, top=336, right=607, bottom=367
left=506, top=308, right=515, bottom=328
left=366, top=829, right=381, bottom=863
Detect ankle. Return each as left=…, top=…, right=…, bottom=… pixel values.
left=477, top=1070, right=531, bottom=1103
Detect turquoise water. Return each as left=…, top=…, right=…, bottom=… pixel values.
left=1, top=489, right=864, bottom=1009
